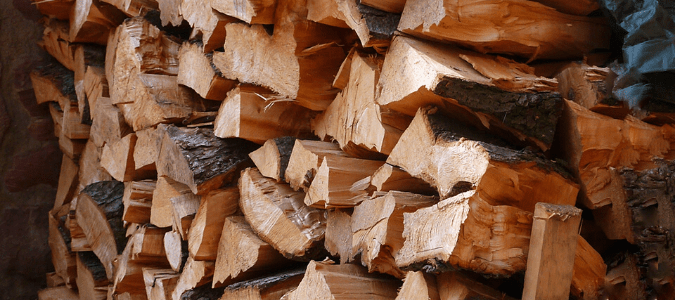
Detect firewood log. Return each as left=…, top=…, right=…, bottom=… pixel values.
left=78, top=140, right=113, bottom=190
left=69, top=0, right=126, bottom=45
left=603, top=252, right=646, bottom=300
left=55, top=154, right=79, bottom=209
left=68, top=197, right=92, bottom=252
left=249, top=136, right=296, bottom=182
left=61, top=99, right=91, bottom=140
left=48, top=211, right=77, bottom=288
left=370, top=163, right=435, bottom=195
left=31, top=62, right=76, bottom=105
left=83, top=66, right=109, bottom=110
left=395, top=271, right=439, bottom=300
left=113, top=226, right=171, bottom=297
left=73, top=45, right=105, bottom=121
left=284, top=140, right=350, bottom=191
left=171, top=257, right=216, bottom=300
left=177, top=42, right=237, bottom=101
left=436, top=271, right=515, bottom=300
left=133, top=127, right=161, bottom=172
left=555, top=62, right=626, bottom=118
left=101, top=0, right=158, bottom=16
left=39, top=19, right=78, bottom=71
left=239, top=168, right=327, bottom=260
left=211, top=0, right=277, bottom=24
left=180, top=0, right=239, bottom=52
left=90, top=96, right=132, bottom=148
left=143, top=268, right=179, bottom=300
left=188, top=188, right=239, bottom=261
left=122, top=180, right=154, bottom=224
left=100, top=133, right=155, bottom=182
left=46, top=272, right=65, bottom=288
left=219, top=268, right=305, bottom=300
left=151, top=176, right=197, bottom=229
left=164, top=231, right=188, bottom=272
left=76, top=251, right=109, bottom=300
left=156, top=0, right=183, bottom=26
left=325, top=208, right=352, bottom=263
left=571, top=236, right=606, bottom=300
left=33, top=0, right=74, bottom=20
left=38, top=286, right=80, bottom=300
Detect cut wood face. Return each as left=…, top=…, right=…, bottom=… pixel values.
left=187, top=187, right=239, bottom=261
left=571, top=236, right=606, bottom=300
left=212, top=0, right=277, bottom=24
left=249, top=136, right=297, bottom=182
left=219, top=268, right=305, bottom=300
left=177, top=42, right=237, bottom=101
left=396, top=271, right=440, bottom=300
left=284, top=140, right=350, bottom=192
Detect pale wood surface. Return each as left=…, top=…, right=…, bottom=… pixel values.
left=284, top=140, right=350, bottom=191
left=188, top=188, right=239, bottom=260
left=249, top=137, right=296, bottom=182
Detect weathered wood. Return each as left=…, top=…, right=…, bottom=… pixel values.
left=249, top=136, right=296, bottom=182
left=214, top=85, right=315, bottom=144
left=388, top=106, right=578, bottom=212
left=376, top=35, right=563, bottom=151
left=70, top=0, right=126, bottom=45
left=284, top=140, right=350, bottom=191
left=325, top=208, right=353, bottom=264
left=397, top=0, right=610, bottom=60
left=171, top=257, right=216, bottom=300
left=181, top=0, right=239, bottom=52
left=123, top=180, right=155, bottom=224
left=396, top=190, right=532, bottom=276
left=281, top=260, right=401, bottom=300
left=239, top=168, right=327, bottom=260
left=143, top=268, right=179, bottom=300
left=48, top=212, right=77, bottom=288
left=188, top=188, right=240, bottom=260
left=211, top=0, right=277, bottom=24
left=555, top=62, right=626, bottom=119
left=522, top=203, right=581, bottom=300
left=351, top=191, right=437, bottom=278
left=55, top=154, right=79, bottom=209
left=370, top=163, right=435, bottom=195
left=571, top=236, right=606, bottom=300
left=219, top=268, right=305, bottom=300
left=157, top=124, right=257, bottom=195
left=395, top=271, right=439, bottom=300
left=177, top=42, right=237, bottom=101
left=38, top=286, right=80, bottom=300
left=90, top=96, right=132, bottom=148
left=603, top=252, right=646, bottom=300
left=436, top=271, right=515, bottom=300
left=76, top=251, right=109, bottom=300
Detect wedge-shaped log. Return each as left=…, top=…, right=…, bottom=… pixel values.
left=157, top=124, right=257, bottom=195
left=178, top=42, right=237, bottom=101
left=143, top=268, right=179, bottom=300
left=312, top=52, right=411, bottom=158
left=75, top=181, right=126, bottom=279
left=100, top=133, right=155, bottom=182
left=164, top=231, right=188, bottom=272
left=211, top=0, right=276, bottom=24
left=571, top=236, right=606, bottom=300
left=90, top=97, right=132, bottom=148
left=436, top=271, right=515, bottom=300
left=70, top=0, right=126, bottom=45
left=377, top=36, right=563, bottom=151
left=213, top=22, right=350, bottom=111
left=219, top=268, right=305, bottom=300
left=171, top=257, right=216, bottom=300
left=34, top=0, right=74, bottom=20
left=395, top=271, right=439, bottom=300
left=61, top=100, right=91, bottom=140
left=370, top=163, right=435, bottom=195
left=352, top=191, right=437, bottom=278
left=284, top=140, right=350, bottom=191
left=48, top=212, right=77, bottom=288
left=39, top=19, right=77, bottom=71
left=78, top=141, right=113, bottom=191
left=76, top=251, right=109, bottom=300
left=101, top=0, right=159, bottom=16
left=397, top=0, right=610, bottom=60
left=31, top=62, right=76, bottom=105
left=396, top=190, right=533, bottom=276
left=325, top=208, right=353, bottom=263
left=388, top=106, right=578, bottom=212
left=188, top=188, right=240, bottom=260
left=181, top=0, right=238, bottom=52
left=151, top=176, right=196, bottom=228
left=134, top=127, right=161, bottom=172
left=214, top=85, right=315, bottom=144
left=281, top=260, right=401, bottom=299
left=556, top=62, right=626, bottom=118
left=68, top=197, right=92, bottom=252
left=213, top=216, right=293, bottom=287
left=55, top=154, right=79, bottom=209
left=123, top=180, right=154, bottom=224
left=239, top=168, right=327, bottom=260
left=73, top=45, right=105, bottom=120
left=113, top=227, right=171, bottom=296
left=249, top=136, right=296, bottom=182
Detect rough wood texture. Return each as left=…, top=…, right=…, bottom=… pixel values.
left=522, top=203, right=581, bottom=300
left=436, top=271, right=515, bottom=300
left=69, top=0, right=126, bottom=45
left=351, top=191, right=437, bottom=278
left=396, top=190, right=532, bottom=276
left=151, top=176, right=198, bottom=228
left=48, top=212, right=77, bottom=287
left=188, top=188, right=239, bottom=260
left=603, top=252, right=646, bottom=300
left=312, top=52, right=411, bottom=158
left=171, top=257, right=216, bottom=300
left=219, top=268, right=305, bottom=300
left=123, top=180, right=155, bottom=224
left=370, top=163, right=435, bottom=195
left=177, top=42, right=237, bottom=101
left=555, top=62, right=626, bottom=118
left=281, top=261, right=401, bottom=300
left=376, top=35, right=563, bottom=151
left=134, top=127, right=161, bottom=171
left=181, top=0, right=238, bottom=53
left=76, top=251, right=109, bottom=300
left=34, top=0, right=74, bottom=20
left=39, top=19, right=78, bottom=71
left=395, top=271, right=439, bottom=300
left=73, top=45, right=105, bottom=120
left=214, top=85, right=315, bottom=144
left=101, top=0, right=159, bottom=16
left=397, top=0, right=610, bottom=60
left=55, top=154, right=79, bottom=209
left=157, top=124, right=257, bottom=195
left=90, top=96, right=132, bottom=148
left=324, top=208, right=353, bottom=264
left=571, top=236, right=606, bottom=300
left=239, top=168, right=327, bottom=260
left=249, top=136, right=296, bottom=182
left=31, top=62, right=77, bottom=105
left=284, top=140, right=350, bottom=192
left=143, top=268, right=179, bottom=300
left=211, top=0, right=277, bottom=24
left=156, top=0, right=183, bottom=26
left=164, top=231, right=188, bottom=272
left=83, top=66, right=109, bottom=112
left=100, top=133, right=154, bottom=182
left=78, top=140, right=113, bottom=191
left=388, top=106, right=578, bottom=212
left=113, top=227, right=171, bottom=296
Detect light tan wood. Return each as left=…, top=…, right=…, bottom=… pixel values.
left=219, top=268, right=305, bottom=300
left=307, top=0, right=350, bottom=28
left=522, top=203, right=582, bottom=300
left=151, top=176, right=197, bottom=228
left=156, top=0, right=183, bottom=26
left=171, top=257, right=215, bottom=300
left=38, top=286, right=80, bottom=300
left=281, top=260, right=401, bottom=300
left=76, top=252, right=109, bottom=300
left=61, top=98, right=91, bottom=140
left=376, top=35, right=562, bottom=152
left=48, top=212, right=78, bottom=288
left=90, top=96, right=132, bottom=149
left=188, top=187, right=240, bottom=260
left=78, top=140, right=113, bottom=191
left=556, top=62, right=626, bottom=118
left=164, top=231, right=188, bottom=272
left=55, top=154, right=79, bottom=209
left=31, top=61, right=76, bottom=106
left=113, top=227, right=171, bottom=296
left=143, top=268, right=179, bottom=300
left=325, top=208, right=352, bottom=264
left=212, top=0, right=277, bottom=24
left=351, top=191, right=437, bottom=278
left=133, top=127, right=162, bottom=172
left=73, top=45, right=105, bottom=119
left=39, top=19, right=78, bottom=71
left=212, top=216, right=291, bottom=288
left=397, top=0, right=610, bottom=60
left=284, top=140, right=350, bottom=191
left=571, top=236, right=607, bottom=300
left=100, top=133, right=155, bottom=182
left=180, top=0, right=239, bottom=52
left=239, top=168, right=326, bottom=259
left=169, top=190, right=201, bottom=241
left=123, top=180, right=155, bottom=224
left=396, top=190, right=533, bottom=276
left=34, top=0, right=75, bottom=20
left=312, top=53, right=411, bottom=158
left=436, top=271, right=515, bottom=300
left=68, top=197, right=92, bottom=252
left=249, top=137, right=296, bottom=182
left=370, top=163, right=435, bottom=195
left=83, top=66, right=109, bottom=111
left=214, top=85, right=315, bottom=144
left=69, top=0, right=126, bottom=45
left=178, top=42, right=237, bottom=101
left=331, top=48, right=355, bottom=89
left=101, top=0, right=158, bottom=16
left=395, top=271, right=439, bottom=300
left=59, top=133, right=88, bottom=161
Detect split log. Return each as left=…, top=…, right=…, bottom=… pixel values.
left=171, top=257, right=216, bottom=300
left=219, top=268, right=305, bottom=300
left=68, top=197, right=92, bottom=251
left=39, top=19, right=77, bottom=71
left=59, top=133, right=87, bottom=160
left=164, top=231, right=189, bottom=272
left=395, top=190, right=533, bottom=276
left=213, top=85, right=315, bottom=144
left=156, top=124, right=257, bottom=195
left=555, top=62, right=626, bottom=118
left=31, top=62, right=76, bottom=105
left=351, top=191, right=437, bottom=278
left=397, top=0, right=610, bottom=60
left=361, top=0, right=406, bottom=13
left=212, top=216, right=293, bottom=287
left=134, top=127, right=162, bottom=172
left=61, top=100, right=91, bottom=140
left=101, top=0, right=159, bottom=16
left=603, top=253, right=646, bottom=300
left=395, top=271, right=439, bottom=300
left=188, top=188, right=240, bottom=260
left=239, top=168, right=327, bottom=260
left=156, top=0, right=183, bottom=26
left=143, top=268, right=179, bottom=300
left=211, top=0, right=277, bottom=24
left=90, top=96, right=132, bottom=148
left=151, top=176, right=198, bottom=228
left=370, top=163, right=435, bottom=195
left=123, top=180, right=155, bottom=224
left=100, top=133, right=155, bottom=182
left=73, top=45, right=105, bottom=120
left=76, top=251, right=109, bottom=300
left=55, top=154, right=79, bottom=209
left=325, top=208, right=353, bottom=263
left=284, top=140, right=350, bottom=191
left=46, top=272, right=65, bottom=288
left=48, top=212, right=77, bottom=287
left=69, top=0, right=126, bottom=45
left=169, top=191, right=201, bottom=240
left=78, top=140, right=113, bottom=190
left=280, top=260, right=401, bottom=299
left=376, top=35, right=563, bottom=152
left=178, top=285, right=226, bottom=300
left=83, top=65, right=109, bottom=111
left=180, top=0, right=239, bottom=52
left=388, top=106, right=578, bottom=212
left=571, top=236, right=606, bottom=300
left=113, top=226, right=171, bottom=296
left=38, top=286, right=80, bottom=300
left=312, top=52, right=411, bottom=158
left=33, top=0, right=74, bottom=20
left=331, top=48, right=355, bottom=89
left=248, top=136, right=296, bottom=182
left=212, top=21, right=351, bottom=111
left=75, top=180, right=127, bottom=279
left=522, top=203, right=581, bottom=300
left=177, top=42, right=237, bottom=101
left=436, top=271, right=515, bottom=300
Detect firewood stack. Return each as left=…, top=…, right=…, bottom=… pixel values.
left=32, top=0, right=675, bottom=299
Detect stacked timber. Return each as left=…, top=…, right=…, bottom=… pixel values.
left=31, top=0, right=675, bottom=300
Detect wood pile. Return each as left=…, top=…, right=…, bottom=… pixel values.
left=31, top=0, right=674, bottom=299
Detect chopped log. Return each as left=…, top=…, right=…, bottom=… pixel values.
left=249, top=136, right=296, bottom=182
left=38, top=286, right=80, bottom=300
left=331, top=47, right=355, bottom=90
left=69, top=0, right=126, bottom=45
left=170, top=192, right=201, bottom=240
left=280, top=260, right=401, bottom=300
left=68, top=197, right=92, bottom=252
left=219, top=268, right=305, bottom=300
left=143, top=268, right=179, bottom=300
left=603, top=252, right=646, bottom=300
left=134, top=127, right=161, bottom=172
left=75, top=181, right=127, bottom=279
left=555, top=62, right=626, bottom=118
left=530, top=0, right=600, bottom=15
left=90, top=96, right=132, bottom=148
left=59, top=133, right=87, bottom=160
left=101, top=0, right=159, bottom=16
left=171, top=257, right=216, bottom=300
left=522, top=203, right=581, bottom=300
left=83, top=66, right=109, bottom=111
left=284, top=140, right=350, bottom=191
left=46, top=272, right=65, bottom=288
left=55, top=154, right=79, bottom=209
left=178, top=285, right=226, bottom=300
left=48, top=212, right=77, bottom=287
left=436, top=271, right=515, bottom=300
left=388, top=106, right=578, bottom=212
left=361, top=0, right=406, bottom=13
left=31, top=62, right=76, bottom=105
left=100, top=133, right=155, bottom=182
left=78, top=140, right=113, bottom=190
left=76, top=252, right=109, bottom=300
left=370, top=163, right=435, bottom=195
left=312, top=52, right=411, bottom=158
left=212, top=22, right=351, bottom=111
left=213, top=85, right=315, bottom=144
left=33, top=0, right=74, bottom=20
left=397, top=0, right=610, bottom=60
left=376, top=36, right=563, bottom=151
left=325, top=208, right=353, bottom=263
left=61, top=100, right=91, bottom=140
left=113, top=226, right=171, bottom=296
left=351, top=191, right=437, bottom=278
left=123, top=180, right=155, bottom=224
left=180, top=0, right=239, bottom=53
left=156, top=0, right=183, bottom=26
left=395, top=271, right=439, bottom=300
left=239, top=168, right=327, bottom=260
left=156, top=124, right=257, bottom=195
left=571, top=236, right=606, bottom=300
left=188, top=188, right=240, bottom=260
left=164, top=231, right=189, bottom=272
left=73, top=45, right=105, bottom=120
left=39, top=19, right=78, bottom=71
left=212, top=216, right=293, bottom=287
left=151, top=176, right=197, bottom=228
left=211, top=0, right=277, bottom=24
left=395, top=190, right=533, bottom=276
left=177, top=42, right=237, bottom=101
